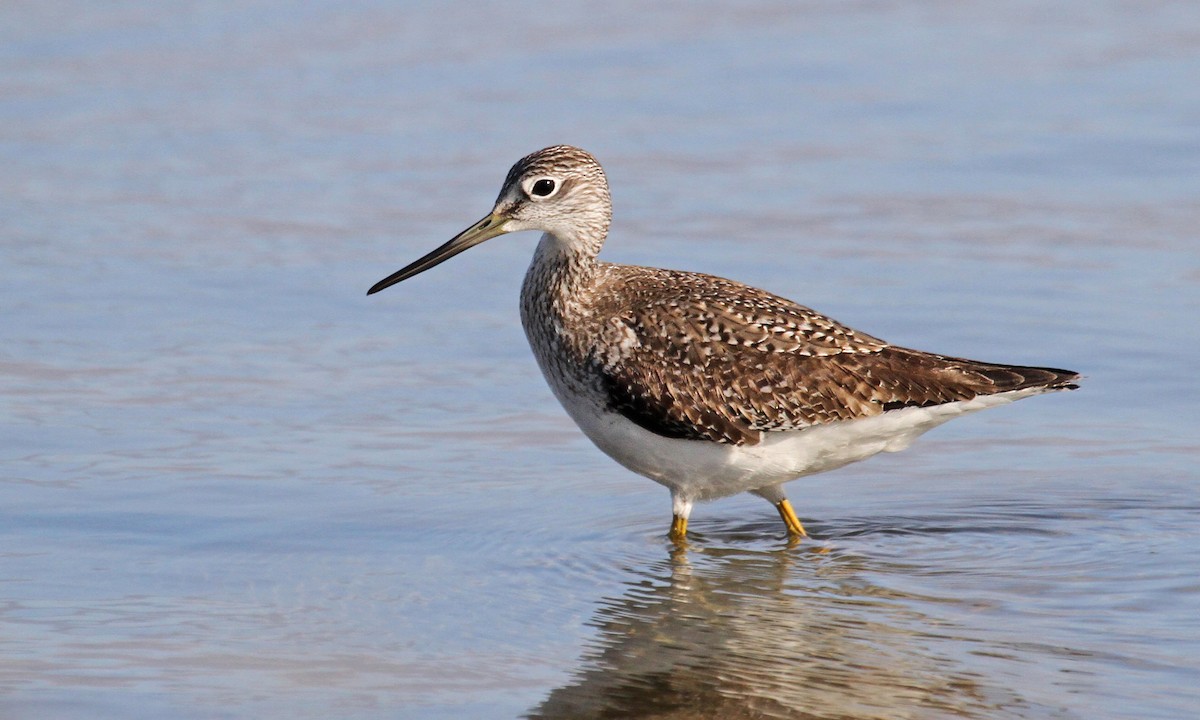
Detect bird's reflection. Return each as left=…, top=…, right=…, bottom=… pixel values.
left=528, top=521, right=1029, bottom=719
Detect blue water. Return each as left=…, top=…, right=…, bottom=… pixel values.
left=2, top=2, right=1198, bottom=718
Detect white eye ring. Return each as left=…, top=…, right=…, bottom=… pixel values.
left=526, top=177, right=559, bottom=199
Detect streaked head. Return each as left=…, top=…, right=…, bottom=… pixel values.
left=367, top=145, right=611, bottom=295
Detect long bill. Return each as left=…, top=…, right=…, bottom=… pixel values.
left=367, top=212, right=509, bottom=295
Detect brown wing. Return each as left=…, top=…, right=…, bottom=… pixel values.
left=591, top=266, right=1079, bottom=446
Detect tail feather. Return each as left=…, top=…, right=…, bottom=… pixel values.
left=968, top=362, right=1081, bottom=393
left=885, top=346, right=1081, bottom=401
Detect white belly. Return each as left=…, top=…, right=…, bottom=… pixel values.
left=553, top=386, right=1044, bottom=502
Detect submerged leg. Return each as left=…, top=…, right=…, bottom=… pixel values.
left=775, top=498, right=808, bottom=538
left=670, top=514, right=688, bottom=538
left=752, top=485, right=808, bottom=539
left=669, top=492, right=694, bottom=541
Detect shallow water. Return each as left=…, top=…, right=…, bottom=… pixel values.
left=2, top=2, right=1198, bottom=718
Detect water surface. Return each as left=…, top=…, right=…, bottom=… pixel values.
left=2, top=2, right=1198, bottom=718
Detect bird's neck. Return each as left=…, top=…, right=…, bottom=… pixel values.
left=519, top=232, right=602, bottom=347
left=524, top=231, right=601, bottom=299
left=518, top=232, right=612, bottom=403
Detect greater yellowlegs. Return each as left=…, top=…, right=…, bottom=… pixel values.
left=368, top=145, right=1079, bottom=541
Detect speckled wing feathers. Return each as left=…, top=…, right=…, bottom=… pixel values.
left=590, top=265, right=1078, bottom=446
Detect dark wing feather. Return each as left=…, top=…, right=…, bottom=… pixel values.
left=591, top=266, right=1079, bottom=446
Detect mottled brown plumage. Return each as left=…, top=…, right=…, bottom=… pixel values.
left=583, top=264, right=1078, bottom=446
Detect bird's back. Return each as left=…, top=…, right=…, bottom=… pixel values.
left=575, top=263, right=1078, bottom=446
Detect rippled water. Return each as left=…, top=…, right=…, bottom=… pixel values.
left=3, top=2, right=1198, bottom=718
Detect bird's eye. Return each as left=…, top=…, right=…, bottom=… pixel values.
left=530, top=178, right=557, bottom=197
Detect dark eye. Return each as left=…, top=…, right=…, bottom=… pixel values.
left=531, top=178, right=556, bottom=197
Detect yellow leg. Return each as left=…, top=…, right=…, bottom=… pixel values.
left=669, top=514, right=688, bottom=540
left=776, top=499, right=808, bottom=539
